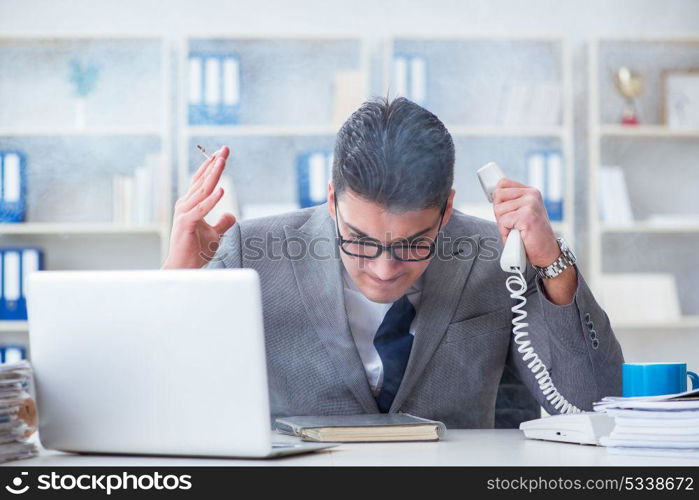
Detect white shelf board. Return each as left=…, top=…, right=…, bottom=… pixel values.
left=186, top=125, right=339, bottom=137
left=185, top=33, right=363, bottom=41
left=593, top=35, right=699, bottom=43
left=0, top=33, right=165, bottom=41
left=449, top=125, right=564, bottom=138
left=0, top=321, right=28, bottom=333
left=613, top=316, right=699, bottom=330
left=186, top=125, right=565, bottom=138
left=0, top=223, right=167, bottom=235
left=0, top=127, right=163, bottom=137
left=598, top=125, right=699, bottom=138
left=601, top=221, right=699, bottom=233
left=390, top=34, right=565, bottom=43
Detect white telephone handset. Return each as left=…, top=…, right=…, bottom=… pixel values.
left=477, top=161, right=580, bottom=415
left=477, top=162, right=527, bottom=272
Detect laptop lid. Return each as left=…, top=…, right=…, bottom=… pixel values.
left=26, top=269, right=273, bottom=457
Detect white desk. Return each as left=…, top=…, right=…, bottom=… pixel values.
left=6, top=430, right=699, bottom=466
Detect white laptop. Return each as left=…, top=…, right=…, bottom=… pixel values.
left=26, top=268, right=336, bottom=458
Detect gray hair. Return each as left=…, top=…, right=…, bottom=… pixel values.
left=332, top=96, right=454, bottom=211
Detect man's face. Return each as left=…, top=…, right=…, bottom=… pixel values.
left=329, top=185, right=454, bottom=304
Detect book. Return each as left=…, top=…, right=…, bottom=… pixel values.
left=598, top=166, right=633, bottom=224
left=0, top=248, right=43, bottom=321
left=188, top=53, right=240, bottom=125
left=0, top=151, right=26, bottom=223
left=1, top=250, right=20, bottom=320
left=526, top=151, right=546, bottom=195
left=526, top=149, right=564, bottom=222
left=1, top=345, right=25, bottom=363
left=274, top=413, right=446, bottom=442
left=296, top=150, right=333, bottom=208
left=545, top=150, right=564, bottom=221
left=393, top=54, right=427, bottom=105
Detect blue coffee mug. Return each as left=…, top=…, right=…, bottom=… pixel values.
left=622, top=362, right=699, bottom=397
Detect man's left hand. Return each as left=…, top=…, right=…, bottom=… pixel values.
left=491, top=177, right=560, bottom=268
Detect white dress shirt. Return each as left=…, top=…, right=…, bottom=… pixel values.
left=341, top=266, right=423, bottom=396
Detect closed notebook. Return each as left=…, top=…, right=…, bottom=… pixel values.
left=274, top=413, right=446, bottom=442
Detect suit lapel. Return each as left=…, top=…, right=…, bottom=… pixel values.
left=390, top=223, right=481, bottom=412
left=284, top=205, right=379, bottom=413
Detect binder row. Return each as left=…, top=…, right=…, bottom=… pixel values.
left=526, top=149, right=564, bottom=222
left=189, top=53, right=241, bottom=125
left=0, top=248, right=43, bottom=321
left=297, top=150, right=333, bottom=208
left=0, top=345, right=26, bottom=363
left=0, top=151, right=26, bottom=223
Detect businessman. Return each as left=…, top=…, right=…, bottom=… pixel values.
left=163, top=97, right=624, bottom=428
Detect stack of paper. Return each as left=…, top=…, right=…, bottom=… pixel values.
left=0, top=360, right=37, bottom=463
left=594, top=389, right=699, bottom=459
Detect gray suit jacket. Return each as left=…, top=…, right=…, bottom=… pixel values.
left=205, top=204, right=624, bottom=428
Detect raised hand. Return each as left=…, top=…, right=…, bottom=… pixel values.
left=162, top=146, right=236, bottom=269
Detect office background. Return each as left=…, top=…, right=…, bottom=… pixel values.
left=1, top=0, right=699, bottom=374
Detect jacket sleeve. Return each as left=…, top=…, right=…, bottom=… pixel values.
left=505, top=262, right=624, bottom=414
left=203, top=223, right=243, bottom=269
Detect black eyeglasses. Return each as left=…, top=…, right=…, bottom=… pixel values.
left=334, top=197, right=447, bottom=262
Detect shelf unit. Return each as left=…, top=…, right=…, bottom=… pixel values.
left=0, top=34, right=174, bottom=345
left=0, top=223, right=167, bottom=235
left=177, top=35, right=370, bottom=219
left=383, top=36, right=575, bottom=247
left=612, top=316, right=699, bottom=331
left=588, top=37, right=699, bottom=337
left=0, top=322, right=28, bottom=333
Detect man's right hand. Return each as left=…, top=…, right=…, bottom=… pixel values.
left=162, top=146, right=237, bottom=269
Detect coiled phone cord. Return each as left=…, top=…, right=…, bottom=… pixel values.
left=507, top=269, right=582, bottom=415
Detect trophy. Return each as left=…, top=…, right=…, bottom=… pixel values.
left=614, top=67, right=643, bottom=125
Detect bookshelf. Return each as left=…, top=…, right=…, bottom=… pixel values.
left=0, top=34, right=174, bottom=349
left=383, top=36, right=575, bottom=247
left=177, top=35, right=369, bottom=219
left=588, top=37, right=699, bottom=349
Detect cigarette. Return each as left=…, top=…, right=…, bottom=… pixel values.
left=196, top=144, right=211, bottom=159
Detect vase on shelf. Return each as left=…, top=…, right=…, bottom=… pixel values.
left=74, top=96, right=87, bottom=130
left=68, top=59, right=100, bottom=131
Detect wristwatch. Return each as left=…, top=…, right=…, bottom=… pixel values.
left=533, top=237, right=577, bottom=279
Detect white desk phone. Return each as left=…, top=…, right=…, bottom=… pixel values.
left=477, top=162, right=614, bottom=445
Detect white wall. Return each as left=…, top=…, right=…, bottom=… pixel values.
left=2, top=0, right=698, bottom=37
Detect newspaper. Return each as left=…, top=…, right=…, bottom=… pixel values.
left=0, top=360, right=37, bottom=463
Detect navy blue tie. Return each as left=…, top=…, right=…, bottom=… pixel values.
left=374, top=295, right=416, bottom=413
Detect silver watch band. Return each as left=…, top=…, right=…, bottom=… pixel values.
left=534, top=238, right=576, bottom=279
